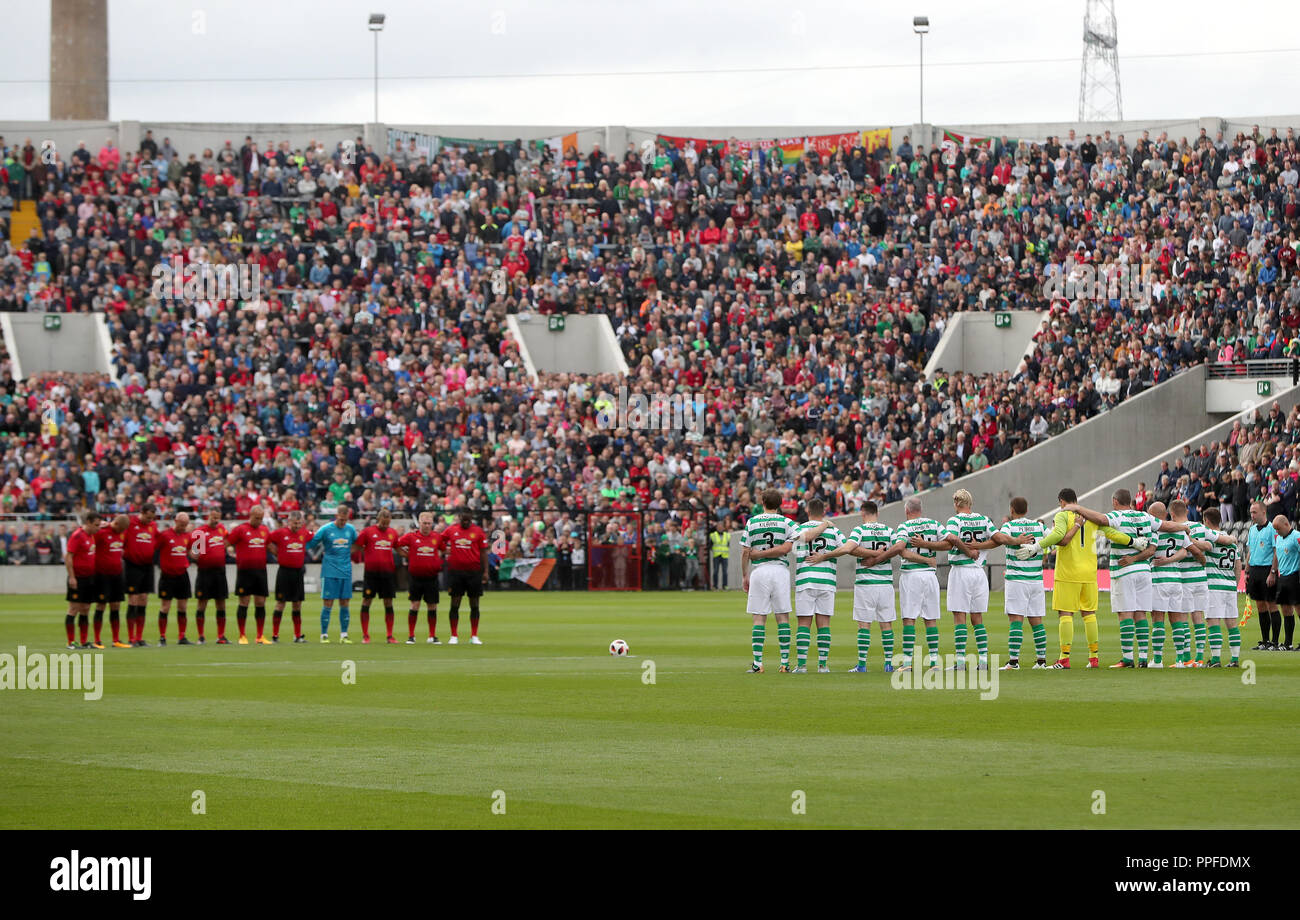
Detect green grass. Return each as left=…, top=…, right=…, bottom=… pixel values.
left=1, top=591, right=1296, bottom=829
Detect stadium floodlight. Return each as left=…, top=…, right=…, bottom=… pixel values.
left=912, top=16, right=929, bottom=125
left=369, top=14, right=386, bottom=124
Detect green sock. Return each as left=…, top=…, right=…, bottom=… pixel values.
left=856, top=627, right=870, bottom=666
left=1228, top=626, right=1241, bottom=660
left=953, top=623, right=967, bottom=656
left=751, top=625, right=765, bottom=665
left=1135, top=618, right=1150, bottom=660
left=902, top=623, right=916, bottom=663
left=882, top=628, right=894, bottom=664
left=1208, top=624, right=1222, bottom=659
left=1152, top=622, right=1165, bottom=663
left=1032, top=621, right=1048, bottom=660
left=816, top=627, right=831, bottom=667
left=925, top=624, right=940, bottom=667
left=795, top=625, right=811, bottom=668
left=1119, top=618, right=1135, bottom=660
left=1176, top=622, right=1190, bottom=662
left=778, top=622, right=791, bottom=665
left=1194, top=622, right=1207, bottom=661
left=1008, top=621, right=1023, bottom=659
left=973, top=622, right=988, bottom=658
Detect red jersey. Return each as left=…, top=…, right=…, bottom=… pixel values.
left=123, top=516, right=158, bottom=565
left=192, top=523, right=229, bottom=569
left=268, top=527, right=313, bottom=570
left=94, top=526, right=126, bottom=575
left=442, top=523, right=488, bottom=571
left=67, top=527, right=97, bottom=576
left=158, top=528, right=193, bottom=576
left=356, top=526, right=399, bottom=573
left=398, top=530, right=443, bottom=577
left=228, top=522, right=270, bottom=569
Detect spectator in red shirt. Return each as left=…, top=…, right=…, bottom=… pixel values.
left=157, top=512, right=194, bottom=644
left=397, top=511, right=443, bottom=644
left=64, top=512, right=102, bottom=648
left=229, top=505, right=272, bottom=644
left=92, top=514, right=129, bottom=648
left=268, top=510, right=313, bottom=643
left=190, top=509, right=231, bottom=643
left=355, top=508, right=400, bottom=643
left=441, top=507, right=489, bottom=644
left=123, top=506, right=159, bottom=646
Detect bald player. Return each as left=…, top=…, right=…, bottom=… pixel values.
left=229, top=505, right=273, bottom=644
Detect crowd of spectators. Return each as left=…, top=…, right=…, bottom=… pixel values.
left=3, top=121, right=1300, bottom=576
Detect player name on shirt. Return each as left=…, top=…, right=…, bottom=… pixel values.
left=945, top=512, right=994, bottom=567
left=741, top=512, right=795, bottom=568
left=1000, top=518, right=1045, bottom=581
left=849, top=522, right=894, bottom=586
left=1106, top=509, right=1158, bottom=578
left=894, top=518, right=941, bottom=572
left=1203, top=529, right=1238, bottom=592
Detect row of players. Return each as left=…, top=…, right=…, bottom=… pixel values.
left=736, top=485, right=1284, bottom=672
left=59, top=506, right=492, bottom=648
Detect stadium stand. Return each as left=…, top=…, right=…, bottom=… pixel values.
left=3, top=125, right=1300, bottom=583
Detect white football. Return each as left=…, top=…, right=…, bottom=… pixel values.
left=609, top=639, right=629, bottom=656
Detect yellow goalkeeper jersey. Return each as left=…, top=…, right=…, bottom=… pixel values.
left=1040, top=510, right=1132, bottom=583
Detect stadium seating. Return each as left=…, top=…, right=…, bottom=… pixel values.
left=3, top=126, right=1300, bottom=575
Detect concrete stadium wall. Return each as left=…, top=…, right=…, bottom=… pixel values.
left=507, top=313, right=628, bottom=378
left=1074, top=383, right=1300, bottom=514
left=1205, top=378, right=1295, bottom=413
left=2, top=312, right=114, bottom=380
left=923, top=310, right=1045, bottom=378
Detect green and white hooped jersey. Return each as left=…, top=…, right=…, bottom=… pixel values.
left=944, top=512, right=995, bottom=567
left=848, top=522, right=895, bottom=586
left=1203, top=528, right=1238, bottom=593
left=999, top=517, right=1046, bottom=581
left=1151, top=531, right=1190, bottom=585
left=794, top=521, right=844, bottom=589
left=893, top=517, right=941, bottom=573
left=1105, top=508, right=1159, bottom=578
left=1178, top=521, right=1209, bottom=585
left=741, top=512, right=796, bottom=567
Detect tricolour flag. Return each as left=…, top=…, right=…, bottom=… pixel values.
left=498, top=557, right=556, bottom=589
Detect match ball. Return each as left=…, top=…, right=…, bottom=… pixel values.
left=609, top=639, right=629, bottom=656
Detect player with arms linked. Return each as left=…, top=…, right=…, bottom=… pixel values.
left=442, top=508, right=489, bottom=645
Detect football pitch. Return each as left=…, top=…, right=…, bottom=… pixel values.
left=1, top=591, right=1296, bottom=830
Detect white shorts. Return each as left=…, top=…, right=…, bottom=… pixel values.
left=946, top=565, right=989, bottom=614
left=795, top=587, right=836, bottom=619
left=1187, top=583, right=1209, bottom=614
left=852, top=584, right=896, bottom=623
left=1111, top=570, right=1153, bottom=613
left=746, top=565, right=791, bottom=616
left=1153, top=581, right=1189, bottom=614
left=1206, top=591, right=1239, bottom=620
left=1004, top=580, right=1046, bottom=619
left=899, top=570, right=940, bottom=621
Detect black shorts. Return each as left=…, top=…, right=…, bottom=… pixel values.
left=124, top=561, right=155, bottom=595
left=274, top=567, right=305, bottom=603
left=195, top=567, right=229, bottom=601
left=447, top=568, right=483, bottom=598
left=66, top=574, right=98, bottom=605
left=1276, top=573, right=1300, bottom=607
left=1246, top=565, right=1276, bottom=603
left=158, top=572, right=192, bottom=601
left=408, top=575, right=440, bottom=605
left=96, top=572, right=125, bottom=604
left=235, top=568, right=269, bottom=598
left=363, top=571, right=397, bottom=600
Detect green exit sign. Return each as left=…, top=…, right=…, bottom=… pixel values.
left=1257, top=380, right=1272, bottom=397
left=43, top=315, right=61, bottom=331
left=994, top=312, right=1012, bottom=329
left=548, top=315, right=566, bottom=332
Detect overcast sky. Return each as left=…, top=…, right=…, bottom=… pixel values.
left=3, top=0, right=1299, bottom=128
